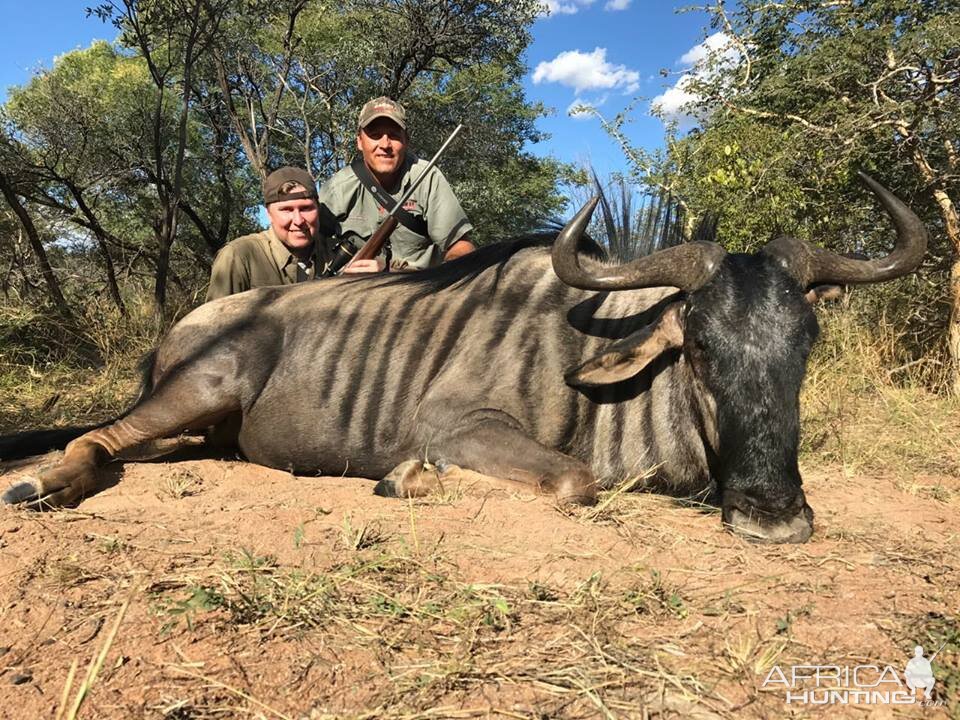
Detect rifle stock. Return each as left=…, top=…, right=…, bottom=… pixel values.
left=319, top=215, right=399, bottom=277
left=351, top=215, right=399, bottom=264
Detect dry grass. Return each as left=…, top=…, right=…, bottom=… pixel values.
left=0, top=297, right=172, bottom=433
left=801, top=295, right=960, bottom=482
left=157, top=468, right=205, bottom=501
left=146, top=541, right=740, bottom=718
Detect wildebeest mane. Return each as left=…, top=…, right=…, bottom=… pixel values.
left=346, top=231, right=605, bottom=294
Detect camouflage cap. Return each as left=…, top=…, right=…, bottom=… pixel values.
left=358, top=96, right=407, bottom=130
left=262, top=166, right=318, bottom=205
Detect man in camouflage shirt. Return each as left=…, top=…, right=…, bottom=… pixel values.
left=206, top=166, right=334, bottom=301
left=318, top=96, right=475, bottom=272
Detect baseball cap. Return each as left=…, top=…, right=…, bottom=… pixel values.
left=262, top=166, right=318, bottom=205
left=357, top=96, right=407, bottom=130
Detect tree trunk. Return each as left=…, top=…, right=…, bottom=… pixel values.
left=65, top=182, right=126, bottom=315
left=935, top=187, right=960, bottom=396
left=949, top=261, right=960, bottom=393
left=96, top=234, right=127, bottom=316
left=0, top=169, right=73, bottom=318
left=153, top=215, right=173, bottom=314
left=901, top=127, right=960, bottom=395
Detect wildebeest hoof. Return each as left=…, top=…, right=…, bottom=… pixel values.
left=2, top=480, right=43, bottom=506
left=372, top=478, right=398, bottom=497
left=2, top=475, right=78, bottom=510
left=722, top=503, right=814, bottom=544
left=2, top=461, right=92, bottom=510
left=374, top=460, right=442, bottom=499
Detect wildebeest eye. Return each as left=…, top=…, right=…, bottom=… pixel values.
left=684, top=335, right=709, bottom=367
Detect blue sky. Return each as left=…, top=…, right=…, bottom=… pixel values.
left=0, top=0, right=716, bottom=181
left=524, top=0, right=714, bottom=178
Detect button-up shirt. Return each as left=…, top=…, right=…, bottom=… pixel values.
left=318, top=155, right=473, bottom=270
left=206, top=227, right=319, bottom=301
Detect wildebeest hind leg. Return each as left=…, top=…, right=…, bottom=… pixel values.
left=377, top=412, right=598, bottom=506
left=3, top=370, right=238, bottom=509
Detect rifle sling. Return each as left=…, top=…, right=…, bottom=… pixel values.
left=350, top=156, right=428, bottom=238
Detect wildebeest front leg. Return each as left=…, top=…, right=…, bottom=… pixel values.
left=377, top=411, right=598, bottom=505
left=3, top=371, right=238, bottom=509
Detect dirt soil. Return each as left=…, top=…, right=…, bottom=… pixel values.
left=0, top=455, right=957, bottom=719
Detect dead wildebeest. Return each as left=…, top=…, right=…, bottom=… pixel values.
left=1, top=173, right=926, bottom=543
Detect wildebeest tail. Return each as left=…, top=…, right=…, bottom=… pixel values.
left=0, top=349, right=160, bottom=461
left=0, top=424, right=107, bottom=460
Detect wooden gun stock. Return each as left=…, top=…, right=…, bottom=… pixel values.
left=350, top=215, right=399, bottom=264
left=321, top=215, right=399, bottom=277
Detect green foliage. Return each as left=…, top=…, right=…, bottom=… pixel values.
left=456, top=155, right=571, bottom=244
left=591, top=0, right=958, bottom=388
left=1, top=0, right=564, bottom=315
left=2, top=32, right=261, bottom=313
left=593, top=1, right=958, bottom=250
left=673, top=1, right=956, bottom=250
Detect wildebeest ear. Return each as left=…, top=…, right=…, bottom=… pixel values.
left=804, top=284, right=844, bottom=304
left=566, top=302, right=686, bottom=387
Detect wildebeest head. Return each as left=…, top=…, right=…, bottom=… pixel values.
left=552, top=172, right=927, bottom=543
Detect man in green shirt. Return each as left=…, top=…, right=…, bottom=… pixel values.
left=206, top=166, right=334, bottom=301
left=318, top=96, right=476, bottom=272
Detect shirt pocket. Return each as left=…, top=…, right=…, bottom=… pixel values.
left=340, top=214, right=376, bottom=240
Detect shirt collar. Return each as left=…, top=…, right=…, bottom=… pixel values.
left=266, top=227, right=314, bottom=276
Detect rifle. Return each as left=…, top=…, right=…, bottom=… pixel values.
left=322, top=123, right=463, bottom=276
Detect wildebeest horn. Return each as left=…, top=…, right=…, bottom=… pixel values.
left=762, top=171, right=928, bottom=287
left=552, top=198, right=727, bottom=291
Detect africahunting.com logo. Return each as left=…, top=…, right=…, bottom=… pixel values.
left=761, top=643, right=946, bottom=706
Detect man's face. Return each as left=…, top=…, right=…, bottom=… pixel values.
left=357, top=117, right=408, bottom=182
left=266, top=188, right=319, bottom=254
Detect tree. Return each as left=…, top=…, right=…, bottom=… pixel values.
left=678, top=0, right=960, bottom=390
left=89, top=0, right=232, bottom=311
left=3, top=41, right=151, bottom=315
left=0, top=156, right=73, bottom=318
left=209, top=0, right=566, bottom=241
left=4, top=36, right=260, bottom=313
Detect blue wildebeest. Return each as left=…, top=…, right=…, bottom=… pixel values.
left=1, top=173, right=926, bottom=543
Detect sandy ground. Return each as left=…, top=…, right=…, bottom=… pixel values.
left=0, top=454, right=956, bottom=719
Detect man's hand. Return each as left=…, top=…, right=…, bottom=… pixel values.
left=342, top=257, right=386, bottom=274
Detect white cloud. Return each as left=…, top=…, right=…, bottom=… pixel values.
left=650, top=75, right=699, bottom=125
left=532, top=48, right=640, bottom=94
left=604, top=0, right=631, bottom=10
left=679, top=32, right=739, bottom=67
left=540, top=0, right=596, bottom=16
left=651, top=32, right=739, bottom=127
left=567, top=94, right=609, bottom=120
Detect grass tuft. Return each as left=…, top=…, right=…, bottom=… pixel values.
left=801, top=297, right=960, bottom=480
